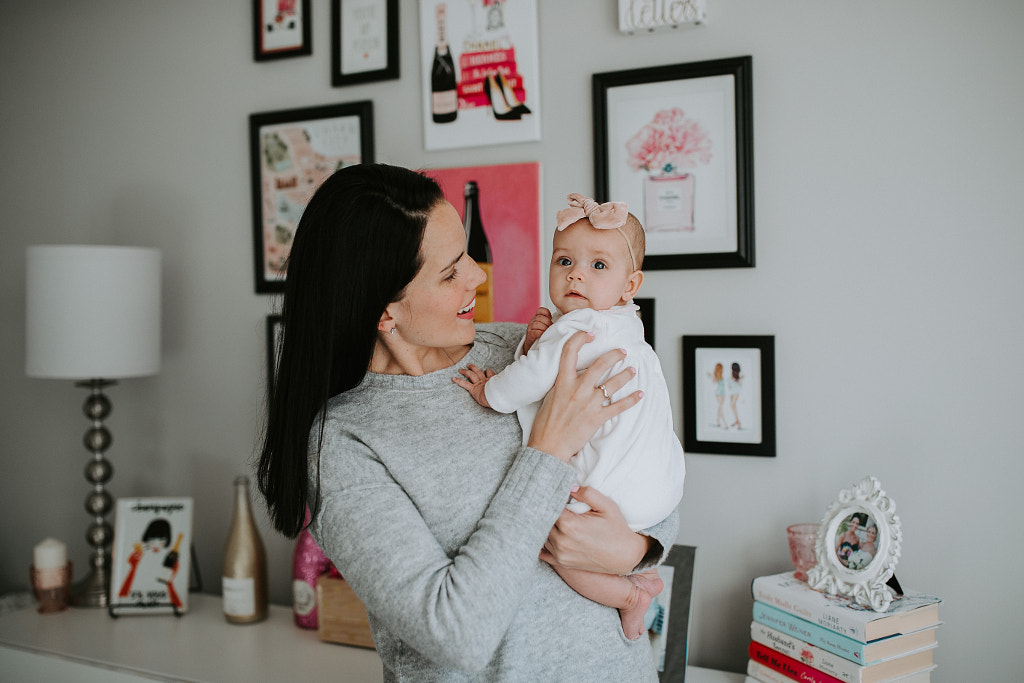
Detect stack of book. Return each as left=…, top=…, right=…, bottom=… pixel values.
left=745, top=572, right=941, bottom=683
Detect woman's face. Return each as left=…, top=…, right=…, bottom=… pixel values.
left=389, top=200, right=486, bottom=350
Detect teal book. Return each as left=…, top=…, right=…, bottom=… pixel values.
left=751, top=572, right=941, bottom=642
left=752, top=601, right=937, bottom=666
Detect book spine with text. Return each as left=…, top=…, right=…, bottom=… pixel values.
left=752, top=573, right=869, bottom=640
left=752, top=621, right=865, bottom=681
left=749, top=640, right=844, bottom=683
left=752, top=573, right=940, bottom=642
left=748, top=657, right=832, bottom=683
left=753, top=601, right=866, bottom=664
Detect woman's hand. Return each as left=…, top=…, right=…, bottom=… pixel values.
left=525, top=330, right=642, bottom=462
left=540, top=486, right=650, bottom=575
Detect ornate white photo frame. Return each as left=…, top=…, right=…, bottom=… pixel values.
left=807, top=476, right=902, bottom=612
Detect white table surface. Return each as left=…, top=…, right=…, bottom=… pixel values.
left=0, top=593, right=743, bottom=682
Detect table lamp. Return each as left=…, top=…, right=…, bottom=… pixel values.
left=25, top=245, right=162, bottom=607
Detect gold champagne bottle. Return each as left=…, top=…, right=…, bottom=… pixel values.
left=464, top=181, right=494, bottom=322
left=222, top=475, right=268, bottom=623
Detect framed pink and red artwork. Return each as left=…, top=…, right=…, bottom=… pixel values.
left=423, top=162, right=541, bottom=324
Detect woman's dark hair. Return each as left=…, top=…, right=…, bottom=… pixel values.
left=731, top=362, right=741, bottom=381
left=142, top=519, right=172, bottom=545
left=257, top=163, right=445, bottom=538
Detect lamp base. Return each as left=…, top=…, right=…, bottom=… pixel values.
left=69, top=551, right=111, bottom=608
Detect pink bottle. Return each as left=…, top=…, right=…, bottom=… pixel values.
left=292, top=510, right=333, bottom=629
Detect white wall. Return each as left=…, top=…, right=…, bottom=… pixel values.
left=2, top=2, right=1021, bottom=679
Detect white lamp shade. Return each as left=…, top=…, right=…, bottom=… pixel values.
left=26, top=245, right=162, bottom=379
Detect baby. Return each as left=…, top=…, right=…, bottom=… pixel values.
left=455, top=193, right=686, bottom=639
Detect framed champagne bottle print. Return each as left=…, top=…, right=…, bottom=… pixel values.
left=332, top=0, right=399, bottom=86
left=418, top=0, right=541, bottom=151
left=422, top=162, right=541, bottom=323
left=249, top=101, right=374, bottom=293
left=594, top=56, right=754, bottom=270
left=109, top=498, right=194, bottom=616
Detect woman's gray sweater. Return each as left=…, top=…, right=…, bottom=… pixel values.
left=309, top=323, right=678, bottom=681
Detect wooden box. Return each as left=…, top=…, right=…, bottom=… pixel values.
left=316, top=575, right=375, bottom=649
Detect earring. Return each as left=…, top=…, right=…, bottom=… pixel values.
left=389, top=327, right=396, bottom=335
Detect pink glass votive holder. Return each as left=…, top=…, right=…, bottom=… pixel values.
left=30, top=562, right=72, bottom=613
left=786, top=523, right=820, bottom=581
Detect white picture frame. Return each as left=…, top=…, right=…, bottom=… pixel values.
left=807, top=476, right=903, bottom=612
left=109, top=497, right=194, bottom=615
left=419, top=0, right=541, bottom=150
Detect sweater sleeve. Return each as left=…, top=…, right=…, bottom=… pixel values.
left=311, top=434, right=577, bottom=673
left=483, top=316, right=589, bottom=414
left=634, top=506, right=680, bottom=572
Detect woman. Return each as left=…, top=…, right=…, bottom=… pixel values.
left=258, top=164, right=677, bottom=681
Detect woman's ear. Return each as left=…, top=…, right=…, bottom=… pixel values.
left=622, top=270, right=644, bottom=302
left=377, top=307, right=396, bottom=335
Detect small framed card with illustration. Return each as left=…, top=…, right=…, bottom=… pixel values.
left=109, top=497, right=194, bottom=616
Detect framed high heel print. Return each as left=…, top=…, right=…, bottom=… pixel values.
left=418, top=0, right=541, bottom=151
left=594, top=57, right=755, bottom=270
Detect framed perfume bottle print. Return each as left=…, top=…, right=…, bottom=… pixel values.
left=594, top=56, right=754, bottom=270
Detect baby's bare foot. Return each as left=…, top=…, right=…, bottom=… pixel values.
left=619, top=570, right=664, bottom=640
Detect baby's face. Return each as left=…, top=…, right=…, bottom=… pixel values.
left=548, top=219, right=635, bottom=314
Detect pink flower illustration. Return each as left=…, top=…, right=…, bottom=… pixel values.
left=625, top=107, right=712, bottom=173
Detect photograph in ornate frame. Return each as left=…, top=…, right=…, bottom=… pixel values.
left=332, top=0, right=399, bottom=86
left=253, top=0, right=312, bottom=61
left=807, top=476, right=903, bottom=612
left=593, top=56, right=754, bottom=270
left=682, top=335, right=775, bottom=456
left=249, top=101, right=374, bottom=293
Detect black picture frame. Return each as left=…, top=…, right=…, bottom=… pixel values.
left=266, top=314, right=283, bottom=399
left=652, top=544, right=696, bottom=682
left=331, top=0, right=399, bottom=87
left=682, top=335, right=775, bottom=457
left=634, top=297, right=656, bottom=349
left=253, top=0, right=312, bottom=61
left=593, top=56, right=754, bottom=270
left=249, top=100, right=374, bottom=293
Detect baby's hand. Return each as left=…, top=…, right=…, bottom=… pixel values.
left=523, top=307, right=553, bottom=354
left=453, top=363, right=495, bottom=408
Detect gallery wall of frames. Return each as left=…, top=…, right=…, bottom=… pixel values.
left=251, top=0, right=769, bottom=460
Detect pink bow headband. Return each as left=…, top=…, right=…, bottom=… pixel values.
left=555, top=193, right=636, bottom=270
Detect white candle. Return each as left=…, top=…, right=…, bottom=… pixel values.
left=34, top=538, right=67, bottom=569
